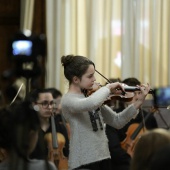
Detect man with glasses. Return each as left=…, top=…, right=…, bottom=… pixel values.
left=26, top=88, right=69, bottom=169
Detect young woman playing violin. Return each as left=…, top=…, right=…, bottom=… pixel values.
left=61, top=54, right=150, bottom=170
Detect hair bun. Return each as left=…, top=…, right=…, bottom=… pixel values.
left=61, top=55, right=74, bottom=67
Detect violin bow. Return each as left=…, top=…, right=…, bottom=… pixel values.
left=95, top=70, right=112, bottom=83
left=95, top=69, right=153, bottom=94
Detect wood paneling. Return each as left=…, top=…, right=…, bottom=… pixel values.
left=0, top=0, right=20, bottom=104
left=32, top=0, right=46, bottom=89
left=0, top=0, right=46, bottom=104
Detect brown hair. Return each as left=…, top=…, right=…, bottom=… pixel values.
left=61, top=55, right=95, bottom=84
left=122, top=77, right=141, bottom=86
left=130, top=128, right=170, bottom=170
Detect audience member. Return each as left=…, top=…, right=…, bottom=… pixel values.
left=130, top=128, right=170, bottom=170
left=149, top=144, right=170, bottom=170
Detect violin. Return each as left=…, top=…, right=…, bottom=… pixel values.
left=95, top=69, right=153, bottom=94
left=44, top=132, right=68, bottom=170
left=44, top=115, right=68, bottom=170
left=86, top=82, right=135, bottom=103
left=120, top=108, right=156, bottom=157
left=108, top=85, right=153, bottom=103
left=86, top=80, right=154, bottom=104
left=120, top=123, right=147, bottom=157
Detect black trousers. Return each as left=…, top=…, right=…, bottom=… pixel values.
left=74, top=159, right=112, bottom=170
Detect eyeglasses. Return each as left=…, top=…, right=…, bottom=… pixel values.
left=36, top=100, right=55, bottom=109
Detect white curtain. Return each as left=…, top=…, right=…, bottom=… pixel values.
left=45, top=0, right=170, bottom=92
left=20, top=0, right=35, bottom=31
left=122, top=0, right=170, bottom=87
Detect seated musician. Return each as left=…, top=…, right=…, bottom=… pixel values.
left=46, top=87, right=70, bottom=142
left=26, top=88, right=69, bottom=169
left=105, top=77, right=158, bottom=170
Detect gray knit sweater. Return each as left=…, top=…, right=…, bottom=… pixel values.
left=61, top=86, right=138, bottom=170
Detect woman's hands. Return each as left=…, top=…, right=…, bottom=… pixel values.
left=132, top=83, right=151, bottom=109
left=106, top=82, right=151, bottom=109
left=106, top=82, right=126, bottom=95
left=136, top=83, right=151, bottom=102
